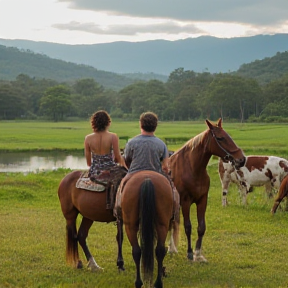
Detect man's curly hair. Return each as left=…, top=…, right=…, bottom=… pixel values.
left=90, top=110, right=111, bottom=132
left=140, top=112, right=158, bottom=132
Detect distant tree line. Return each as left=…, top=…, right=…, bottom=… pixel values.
left=1, top=69, right=288, bottom=122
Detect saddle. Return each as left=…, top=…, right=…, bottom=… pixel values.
left=90, top=165, right=128, bottom=209
left=76, top=165, right=127, bottom=209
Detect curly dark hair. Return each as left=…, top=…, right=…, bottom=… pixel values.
left=90, top=110, right=111, bottom=132
left=140, top=112, right=158, bottom=132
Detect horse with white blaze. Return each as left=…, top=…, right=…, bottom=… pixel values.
left=218, top=155, right=288, bottom=206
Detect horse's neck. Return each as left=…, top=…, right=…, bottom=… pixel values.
left=184, top=141, right=211, bottom=171
left=191, top=146, right=211, bottom=169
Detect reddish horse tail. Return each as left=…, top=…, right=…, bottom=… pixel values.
left=139, top=178, right=156, bottom=282
left=66, top=222, right=80, bottom=267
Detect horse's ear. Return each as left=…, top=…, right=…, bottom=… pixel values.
left=217, top=118, right=222, bottom=128
left=205, top=119, right=214, bottom=130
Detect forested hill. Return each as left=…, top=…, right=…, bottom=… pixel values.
left=2, top=40, right=288, bottom=91
left=0, top=45, right=137, bottom=91
left=236, top=51, right=288, bottom=85
left=1, top=34, right=287, bottom=75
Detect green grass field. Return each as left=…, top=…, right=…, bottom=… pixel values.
left=1, top=120, right=288, bottom=157
left=1, top=168, right=288, bottom=288
left=1, top=120, right=288, bottom=287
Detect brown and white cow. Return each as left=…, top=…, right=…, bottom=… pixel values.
left=218, top=156, right=288, bottom=206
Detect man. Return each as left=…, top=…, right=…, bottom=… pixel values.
left=114, top=111, right=179, bottom=227
left=124, top=111, right=169, bottom=175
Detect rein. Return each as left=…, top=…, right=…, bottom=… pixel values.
left=209, top=129, right=240, bottom=165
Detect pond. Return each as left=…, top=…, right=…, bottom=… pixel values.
left=0, top=151, right=87, bottom=173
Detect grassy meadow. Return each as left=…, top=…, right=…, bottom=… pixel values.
left=1, top=119, right=288, bottom=157
left=1, top=120, right=288, bottom=288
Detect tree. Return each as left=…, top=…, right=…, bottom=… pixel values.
left=166, top=68, right=197, bottom=96
left=0, top=83, right=26, bottom=119
left=205, top=74, right=262, bottom=122
left=73, top=78, right=104, bottom=96
left=40, top=85, right=71, bottom=121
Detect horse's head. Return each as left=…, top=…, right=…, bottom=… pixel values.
left=206, top=118, right=245, bottom=169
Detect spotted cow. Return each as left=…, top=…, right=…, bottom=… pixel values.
left=218, top=156, right=288, bottom=206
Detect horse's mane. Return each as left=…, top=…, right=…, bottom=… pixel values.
left=185, top=130, right=208, bottom=151
left=173, top=130, right=209, bottom=156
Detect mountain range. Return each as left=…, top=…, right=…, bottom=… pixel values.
left=1, top=34, right=288, bottom=76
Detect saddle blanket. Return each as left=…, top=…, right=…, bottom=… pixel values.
left=76, top=171, right=106, bottom=192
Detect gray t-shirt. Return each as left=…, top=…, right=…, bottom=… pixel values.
left=124, top=134, right=168, bottom=174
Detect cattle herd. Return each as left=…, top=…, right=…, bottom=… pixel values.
left=218, top=155, right=288, bottom=211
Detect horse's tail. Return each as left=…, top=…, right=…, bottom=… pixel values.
left=66, top=222, right=79, bottom=268
left=171, top=207, right=180, bottom=251
left=168, top=189, right=180, bottom=253
left=58, top=173, right=81, bottom=269
left=139, top=177, right=156, bottom=283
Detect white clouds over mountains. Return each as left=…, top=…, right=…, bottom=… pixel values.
left=1, top=0, right=287, bottom=44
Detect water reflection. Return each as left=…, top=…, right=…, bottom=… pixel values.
left=0, top=152, right=87, bottom=172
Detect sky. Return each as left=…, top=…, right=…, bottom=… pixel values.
left=0, top=0, right=288, bottom=45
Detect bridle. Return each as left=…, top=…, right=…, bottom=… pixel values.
left=209, top=129, right=241, bottom=166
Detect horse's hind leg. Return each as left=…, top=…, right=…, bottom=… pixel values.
left=154, top=231, right=167, bottom=288
left=116, top=219, right=125, bottom=271
left=126, top=226, right=143, bottom=288
left=78, top=217, right=103, bottom=271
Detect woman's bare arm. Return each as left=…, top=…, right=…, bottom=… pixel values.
left=84, top=136, right=92, bottom=167
left=112, top=133, right=127, bottom=167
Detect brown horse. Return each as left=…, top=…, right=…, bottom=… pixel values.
left=169, top=118, right=245, bottom=261
left=271, top=174, right=288, bottom=214
left=117, top=170, right=179, bottom=288
left=58, top=170, right=126, bottom=271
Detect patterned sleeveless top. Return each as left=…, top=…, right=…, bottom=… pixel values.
left=88, top=152, right=116, bottom=177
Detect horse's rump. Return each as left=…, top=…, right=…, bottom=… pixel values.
left=116, top=171, right=176, bottom=222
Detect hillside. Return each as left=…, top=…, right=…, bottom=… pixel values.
left=1, top=34, right=288, bottom=75
left=236, top=51, right=288, bottom=85
left=0, top=45, right=136, bottom=91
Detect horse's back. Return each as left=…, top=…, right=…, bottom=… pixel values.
left=58, top=170, right=115, bottom=223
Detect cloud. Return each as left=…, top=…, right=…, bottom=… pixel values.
left=53, top=21, right=204, bottom=36
left=57, top=0, right=288, bottom=26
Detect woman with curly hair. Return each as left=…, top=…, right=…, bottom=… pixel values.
left=84, top=110, right=125, bottom=176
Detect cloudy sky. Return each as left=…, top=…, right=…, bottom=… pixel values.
left=1, top=0, right=288, bottom=45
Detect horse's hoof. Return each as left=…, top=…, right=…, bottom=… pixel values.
left=118, top=266, right=125, bottom=272
left=77, top=260, right=83, bottom=269
left=187, top=252, right=193, bottom=260
left=89, top=265, right=104, bottom=272
left=193, top=254, right=208, bottom=263
left=87, top=257, right=104, bottom=272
